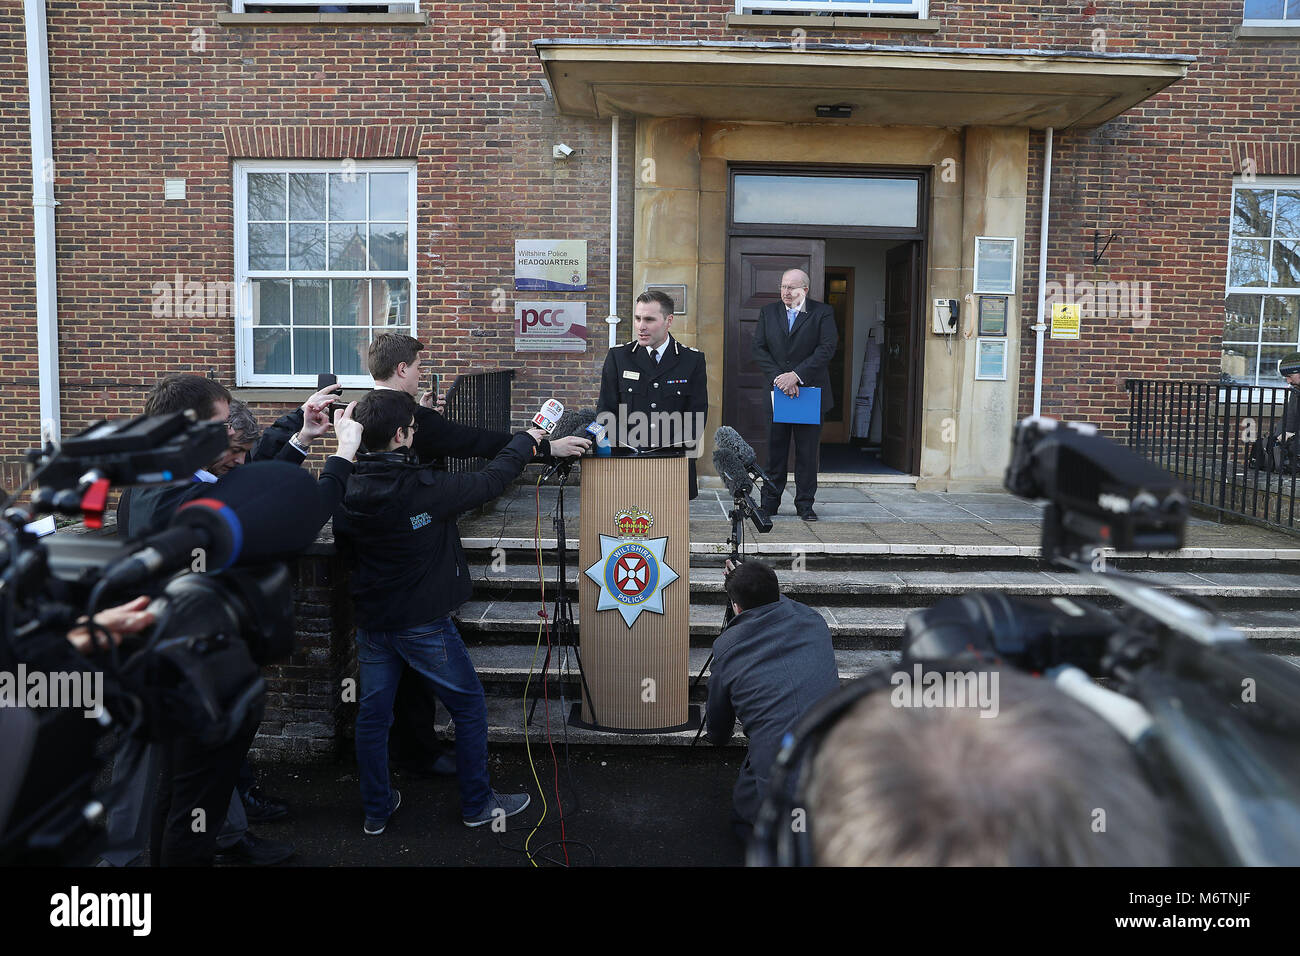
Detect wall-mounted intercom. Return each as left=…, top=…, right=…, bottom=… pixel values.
left=932, top=298, right=959, bottom=335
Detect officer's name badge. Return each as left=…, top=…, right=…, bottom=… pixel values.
left=623, top=370, right=640, bottom=380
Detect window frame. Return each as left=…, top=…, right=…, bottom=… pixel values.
left=234, top=158, right=418, bottom=388
left=1242, top=0, right=1299, bottom=25
left=1222, top=175, right=1300, bottom=393
left=734, top=0, right=927, bottom=15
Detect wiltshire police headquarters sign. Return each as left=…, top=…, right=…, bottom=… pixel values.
left=584, top=506, right=679, bottom=627
left=514, top=239, right=587, bottom=291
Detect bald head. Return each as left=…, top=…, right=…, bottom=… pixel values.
left=780, top=270, right=810, bottom=310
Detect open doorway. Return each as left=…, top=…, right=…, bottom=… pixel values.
left=721, top=165, right=926, bottom=480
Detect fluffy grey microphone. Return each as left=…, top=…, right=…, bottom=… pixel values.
left=715, top=425, right=773, bottom=484
left=712, top=446, right=752, bottom=497
left=549, top=408, right=584, bottom=441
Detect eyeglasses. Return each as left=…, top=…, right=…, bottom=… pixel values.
left=780, top=284, right=807, bottom=291
left=405, top=421, right=419, bottom=433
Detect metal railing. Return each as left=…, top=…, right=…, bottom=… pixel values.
left=442, top=369, right=517, bottom=475
left=1125, top=379, right=1300, bottom=534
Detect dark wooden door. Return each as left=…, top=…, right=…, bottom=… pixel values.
left=882, top=242, right=921, bottom=473
left=822, top=267, right=855, bottom=444
left=725, top=237, right=826, bottom=467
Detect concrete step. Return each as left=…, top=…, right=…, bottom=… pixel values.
left=462, top=565, right=1300, bottom=604
left=454, top=599, right=1300, bottom=646
left=463, top=643, right=899, bottom=695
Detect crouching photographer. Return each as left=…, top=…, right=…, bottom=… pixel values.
left=0, top=400, right=356, bottom=865
left=751, top=416, right=1300, bottom=867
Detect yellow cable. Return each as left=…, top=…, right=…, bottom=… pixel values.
left=521, top=474, right=549, bottom=866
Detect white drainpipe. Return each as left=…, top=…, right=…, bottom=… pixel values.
left=607, top=114, right=620, bottom=348
left=1032, top=126, right=1054, bottom=418
left=25, top=0, right=60, bottom=444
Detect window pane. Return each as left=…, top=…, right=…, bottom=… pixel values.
left=370, top=173, right=409, bottom=221
left=329, top=224, right=367, bottom=271
left=733, top=174, right=919, bottom=228
left=248, top=173, right=285, bottom=221
left=331, top=278, right=369, bottom=325
left=1245, top=0, right=1286, bottom=17
left=332, top=328, right=369, bottom=377
left=293, top=279, right=328, bottom=325
left=1262, top=295, right=1300, bottom=344
left=250, top=278, right=290, bottom=325
left=369, top=224, right=408, bottom=271
left=1232, top=189, right=1273, bottom=237
left=1230, top=239, right=1272, bottom=287
left=1225, top=294, right=1263, bottom=341
left=293, top=328, right=330, bottom=376
left=289, top=222, right=326, bottom=271
left=1273, top=241, right=1300, bottom=288
left=289, top=173, right=326, bottom=221
left=248, top=223, right=286, bottom=270
left=373, top=278, right=409, bottom=327
left=253, top=328, right=292, bottom=375
left=1221, top=343, right=1259, bottom=385
left=1261, top=344, right=1297, bottom=382
left=329, top=173, right=366, bottom=221
left=1275, top=191, right=1300, bottom=238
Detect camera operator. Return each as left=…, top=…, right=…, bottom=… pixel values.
left=103, top=373, right=361, bottom=867
left=803, top=667, right=1172, bottom=866
left=705, top=560, right=839, bottom=842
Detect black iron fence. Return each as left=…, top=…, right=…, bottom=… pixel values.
left=442, top=369, right=517, bottom=474
left=1125, top=379, right=1300, bottom=534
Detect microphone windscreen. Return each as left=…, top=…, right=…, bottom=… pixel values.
left=549, top=409, right=584, bottom=441
left=714, top=425, right=758, bottom=466
left=712, top=446, right=751, bottom=497
left=174, top=461, right=327, bottom=567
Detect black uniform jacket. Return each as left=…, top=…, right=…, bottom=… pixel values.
left=596, top=334, right=708, bottom=499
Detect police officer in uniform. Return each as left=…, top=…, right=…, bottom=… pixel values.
left=597, top=290, right=708, bottom=499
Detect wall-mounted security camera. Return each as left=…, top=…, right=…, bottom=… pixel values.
left=553, top=143, right=575, bottom=159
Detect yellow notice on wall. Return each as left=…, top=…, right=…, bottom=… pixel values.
left=1051, top=303, right=1081, bottom=339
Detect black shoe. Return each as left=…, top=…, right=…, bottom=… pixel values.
left=213, top=832, right=295, bottom=867
left=241, top=786, right=290, bottom=824
left=797, top=508, right=819, bottom=522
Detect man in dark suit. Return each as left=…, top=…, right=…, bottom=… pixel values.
left=750, top=269, right=838, bottom=521
left=597, top=290, right=708, bottom=499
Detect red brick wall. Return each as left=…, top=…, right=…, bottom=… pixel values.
left=0, top=0, right=1295, bottom=478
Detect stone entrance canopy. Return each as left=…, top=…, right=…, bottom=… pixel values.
left=536, top=40, right=1191, bottom=130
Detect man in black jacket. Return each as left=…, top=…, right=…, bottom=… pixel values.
left=750, top=269, right=838, bottom=521
left=337, top=389, right=588, bottom=834
left=705, top=560, right=839, bottom=841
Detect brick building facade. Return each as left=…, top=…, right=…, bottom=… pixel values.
left=3, top=2, right=1298, bottom=490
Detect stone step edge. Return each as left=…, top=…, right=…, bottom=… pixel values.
left=461, top=538, right=1300, bottom=560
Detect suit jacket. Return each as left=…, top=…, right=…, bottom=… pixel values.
left=751, top=297, right=838, bottom=412
left=596, top=334, right=708, bottom=499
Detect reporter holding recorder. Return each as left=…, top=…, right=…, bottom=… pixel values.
left=336, top=389, right=589, bottom=834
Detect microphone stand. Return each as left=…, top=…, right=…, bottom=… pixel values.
left=527, top=462, right=599, bottom=730
left=690, top=492, right=747, bottom=747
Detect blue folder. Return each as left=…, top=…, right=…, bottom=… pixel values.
left=772, top=386, right=822, bottom=425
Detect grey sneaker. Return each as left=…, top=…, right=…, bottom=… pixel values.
left=364, top=789, right=401, bottom=835
left=463, top=790, right=530, bottom=828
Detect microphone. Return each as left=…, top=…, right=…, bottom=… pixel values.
left=713, top=446, right=772, bottom=533
left=532, top=399, right=564, bottom=434
left=101, top=461, right=328, bottom=590
left=715, top=426, right=775, bottom=486
left=712, top=446, right=753, bottom=497
left=543, top=408, right=600, bottom=480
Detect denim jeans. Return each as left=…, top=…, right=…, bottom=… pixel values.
left=355, top=616, right=491, bottom=819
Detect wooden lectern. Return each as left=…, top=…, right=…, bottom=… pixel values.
left=577, top=454, right=693, bottom=732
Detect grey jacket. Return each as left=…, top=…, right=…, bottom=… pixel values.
left=705, top=594, right=840, bottom=824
